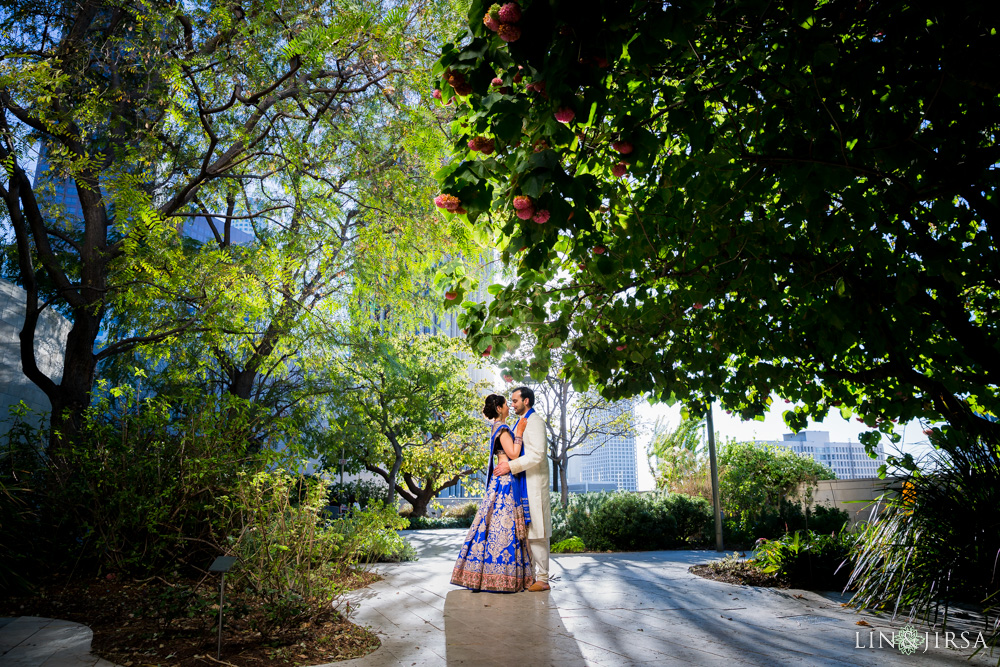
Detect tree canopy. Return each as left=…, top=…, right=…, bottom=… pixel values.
left=320, top=332, right=489, bottom=516
left=1, top=0, right=471, bottom=461
left=434, top=0, right=1000, bottom=452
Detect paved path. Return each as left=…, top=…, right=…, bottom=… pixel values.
left=329, top=529, right=996, bottom=667
left=0, top=617, right=117, bottom=666
left=3, top=531, right=995, bottom=666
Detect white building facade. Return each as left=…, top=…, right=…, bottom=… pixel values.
left=778, top=430, right=887, bottom=479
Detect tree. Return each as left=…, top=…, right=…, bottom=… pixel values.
left=647, top=418, right=712, bottom=500
left=502, top=338, right=633, bottom=508
left=433, top=0, right=1000, bottom=456
left=718, top=440, right=835, bottom=534
left=0, top=0, right=469, bottom=466
left=322, top=332, right=489, bottom=516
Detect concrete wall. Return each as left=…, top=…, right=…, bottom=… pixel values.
left=0, top=279, right=70, bottom=430
left=799, top=477, right=904, bottom=525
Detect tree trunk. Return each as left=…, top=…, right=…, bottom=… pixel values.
left=409, top=489, right=434, bottom=518
left=552, top=458, right=559, bottom=492
left=31, top=307, right=103, bottom=471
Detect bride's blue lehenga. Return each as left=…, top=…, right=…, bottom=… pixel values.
left=450, top=423, right=534, bottom=592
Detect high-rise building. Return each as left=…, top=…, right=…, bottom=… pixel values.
left=777, top=430, right=887, bottom=479
left=32, top=146, right=255, bottom=245
left=563, top=400, right=638, bottom=493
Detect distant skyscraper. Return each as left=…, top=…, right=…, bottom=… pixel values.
left=564, top=400, right=638, bottom=493
left=777, top=431, right=887, bottom=479
left=32, top=145, right=254, bottom=245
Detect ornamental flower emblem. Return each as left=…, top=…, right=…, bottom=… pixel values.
left=896, top=625, right=921, bottom=655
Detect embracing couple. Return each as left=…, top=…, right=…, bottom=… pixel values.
left=450, top=386, right=551, bottom=593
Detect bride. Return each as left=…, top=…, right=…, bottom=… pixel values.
left=450, top=393, right=534, bottom=592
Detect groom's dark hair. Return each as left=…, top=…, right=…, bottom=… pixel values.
left=513, top=386, right=535, bottom=407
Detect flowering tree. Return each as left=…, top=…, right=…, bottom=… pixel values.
left=433, top=0, right=1000, bottom=455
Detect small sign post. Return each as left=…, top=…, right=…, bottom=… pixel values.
left=209, top=556, right=237, bottom=660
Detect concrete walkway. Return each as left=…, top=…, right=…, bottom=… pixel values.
left=0, top=617, right=117, bottom=666
left=329, top=529, right=997, bottom=667
left=3, top=531, right=995, bottom=666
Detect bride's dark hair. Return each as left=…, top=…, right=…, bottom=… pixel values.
left=483, top=394, right=506, bottom=419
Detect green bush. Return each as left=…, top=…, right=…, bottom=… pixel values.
left=719, top=440, right=835, bottom=538
left=752, top=529, right=855, bottom=590
left=582, top=493, right=678, bottom=551
left=551, top=536, right=586, bottom=553
left=659, top=493, right=714, bottom=545
left=550, top=491, right=711, bottom=551
left=0, top=386, right=407, bottom=617
left=406, top=515, right=474, bottom=529
left=326, top=479, right=389, bottom=509
left=805, top=504, right=850, bottom=535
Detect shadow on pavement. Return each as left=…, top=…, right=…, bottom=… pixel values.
left=443, top=589, right=586, bottom=665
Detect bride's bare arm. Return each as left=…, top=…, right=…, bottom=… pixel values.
left=498, top=430, right=518, bottom=460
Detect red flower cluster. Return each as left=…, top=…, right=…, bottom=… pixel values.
left=513, top=195, right=533, bottom=210
left=532, top=209, right=551, bottom=224
left=434, top=194, right=462, bottom=212
left=468, top=136, right=496, bottom=154
left=611, top=161, right=628, bottom=177
left=484, top=3, right=523, bottom=43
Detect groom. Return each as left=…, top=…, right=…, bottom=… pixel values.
left=493, top=386, right=551, bottom=591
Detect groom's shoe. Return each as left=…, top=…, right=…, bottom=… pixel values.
left=528, top=581, right=550, bottom=592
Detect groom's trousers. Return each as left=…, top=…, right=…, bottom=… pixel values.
left=529, top=538, right=550, bottom=582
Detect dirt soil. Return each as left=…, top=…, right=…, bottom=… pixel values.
left=1, top=571, right=382, bottom=666
left=688, top=562, right=789, bottom=588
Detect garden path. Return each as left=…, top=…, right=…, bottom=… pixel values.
left=0, top=617, right=117, bottom=666
left=328, top=528, right=996, bottom=667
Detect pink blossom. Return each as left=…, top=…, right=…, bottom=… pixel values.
left=434, top=194, right=461, bottom=211
left=532, top=209, right=550, bottom=224
left=611, top=162, right=628, bottom=177
left=498, top=23, right=521, bottom=42
left=432, top=89, right=442, bottom=99
left=498, top=2, right=522, bottom=23
left=513, top=195, right=533, bottom=210
left=516, top=207, right=535, bottom=220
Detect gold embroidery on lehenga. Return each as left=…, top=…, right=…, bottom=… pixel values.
left=450, top=471, right=534, bottom=592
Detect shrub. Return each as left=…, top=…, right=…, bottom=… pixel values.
left=805, top=504, right=850, bottom=535
left=582, top=493, right=678, bottom=551
left=406, top=515, right=473, bottom=529
left=443, top=501, right=478, bottom=519
left=552, top=536, right=586, bottom=553
left=551, top=491, right=712, bottom=550
left=752, top=529, right=855, bottom=590
left=846, top=427, right=1000, bottom=657
left=720, top=440, right=835, bottom=538
left=659, top=493, right=713, bottom=545
left=327, top=479, right=389, bottom=509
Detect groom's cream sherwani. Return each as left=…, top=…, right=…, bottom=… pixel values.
left=508, top=411, right=551, bottom=581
